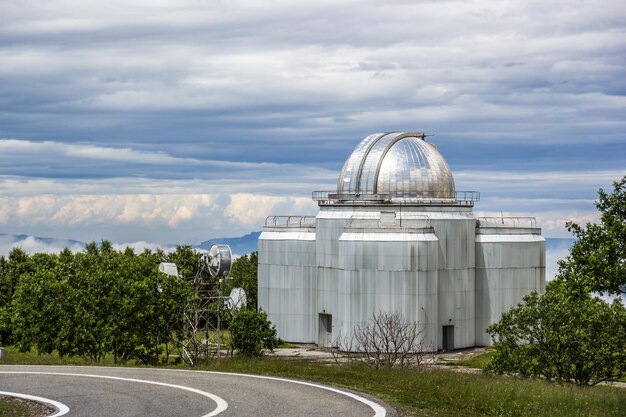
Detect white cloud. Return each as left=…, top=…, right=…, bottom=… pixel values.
left=475, top=210, right=600, bottom=237
left=2, top=0, right=624, bottom=135
left=0, top=139, right=301, bottom=169
left=0, top=0, right=623, bottom=243
left=456, top=170, right=626, bottom=185
left=0, top=233, right=175, bottom=257
left=0, top=192, right=319, bottom=243
left=0, top=194, right=219, bottom=228
left=0, top=235, right=84, bottom=257
left=110, top=241, right=172, bottom=253
left=224, top=194, right=318, bottom=226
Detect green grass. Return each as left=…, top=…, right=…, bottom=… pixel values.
left=194, top=358, right=626, bottom=417
left=448, top=350, right=497, bottom=369
left=0, top=397, right=31, bottom=417
left=0, top=345, right=116, bottom=365
left=444, top=349, right=626, bottom=383
left=1, top=347, right=625, bottom=416
left=276, top=341, right=299, bottom=348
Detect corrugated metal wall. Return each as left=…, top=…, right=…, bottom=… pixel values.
left=258, top=228, right=317, bottom=343
left=475, top=228, right=546, bottom=346
left=258, top=207, right=545, bottom=351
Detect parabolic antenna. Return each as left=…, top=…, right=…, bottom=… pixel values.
left=158, top=262, right=179, bottom=278
left=225, top=287, right=247, bottom=310
left=207, top=244, right=232, bottom=278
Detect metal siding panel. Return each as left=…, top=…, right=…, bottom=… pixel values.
left=474, top=238, right=546, bottom=346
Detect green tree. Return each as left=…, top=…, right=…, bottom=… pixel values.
left=229, top=309, right=279, bottom=357
left=6, top=241, right=194, bottom=364
left=487, top=177, right=626, bottom=385
left=486, top=281, right=626, bottom=385
left=167, top=245, right=200, bottom=279
left=57, top=241, right=120, bottom=361
left=226, top=252, right=258, bottom=310
left=10, top=252, right=75, bottom=356
left=0, top=248, right=36, bottom=344
left=558, top=176, right=626, bottom=295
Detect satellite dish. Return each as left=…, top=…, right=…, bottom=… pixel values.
left=207, top=244, right=232, bottom=278
left=158, top=262, right=179, bottom=278
left=225, top=287, right=247, bottom=310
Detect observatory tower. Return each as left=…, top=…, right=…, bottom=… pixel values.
left=258, top=132, right=545, bottom=350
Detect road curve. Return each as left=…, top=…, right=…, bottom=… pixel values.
left=0, top=365, right=397, bottom=417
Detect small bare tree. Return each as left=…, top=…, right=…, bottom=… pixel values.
left=333, top=311, right=429, bottom=368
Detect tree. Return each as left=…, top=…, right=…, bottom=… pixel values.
left=166, top=245, right=200, bottom=279
left=11, top=253, right=68, bottom=355
left=558, top=176, right=626, bottom=296
left=487, top=177, right=626, bottom=385
left=0, top=248, right=37, bottom=344
left=486, top=281, right=626, bottom=385
left=229, top=309, right=279, bottom=357
left=226, top=252, right=258, bottom=310
left=5, top=241, right=195, bottom=365
left=56, top=241, right=120, bottom=361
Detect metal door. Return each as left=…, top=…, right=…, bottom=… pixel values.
left=442, top=325, right=454, bottom=351
left=318, top=313, right=333, bottom=347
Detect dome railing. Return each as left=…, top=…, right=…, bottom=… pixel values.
left=264, top=215, right=316, bottom=228
left=477, top=216, right=537, bottom=228
left=312, top=190, right=480, bottom=206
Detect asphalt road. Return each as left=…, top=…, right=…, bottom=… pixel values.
left=0, top=365, right=396, bottom=417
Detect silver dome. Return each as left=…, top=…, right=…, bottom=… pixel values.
left=337, top=132, right=455, bottom=200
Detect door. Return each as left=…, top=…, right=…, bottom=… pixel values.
left=442, top=325, right=454, bottom=351
left=318, top=313, right=333, bottom=347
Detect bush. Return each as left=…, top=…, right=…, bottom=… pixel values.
left=486, top=282, right=626, bottom=385
left=229, top=309, right=279, bottom=357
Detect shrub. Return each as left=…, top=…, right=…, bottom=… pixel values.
left=229, top=309, right=279, bottom=357
left=334, top=311, right=429, bottom=368
left=486, top=282, right=626, bottom=385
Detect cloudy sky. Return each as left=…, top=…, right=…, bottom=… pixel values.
left=1, top=0, right=625, bottom=245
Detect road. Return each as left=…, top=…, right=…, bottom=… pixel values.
left=0, top=365, right=396, bottom=417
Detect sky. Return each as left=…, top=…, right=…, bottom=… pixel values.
left=1, top=0, right=625, bottom=246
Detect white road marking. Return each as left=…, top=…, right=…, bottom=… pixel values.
left=0, top=390, right=70, bottom=417
left=110, top=367, right=387, bottom=417
left=2, top=366, right=388, bottom=417
left=208, top=371, right=387, bottom=417
left=0, top=372, right=228, bottom=417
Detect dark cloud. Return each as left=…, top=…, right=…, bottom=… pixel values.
left=0, top=0, right=624, bottom=241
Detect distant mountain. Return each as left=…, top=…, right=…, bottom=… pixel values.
left=0, top=232, right=85, bottom=256
left=0, top=232, right=84, bottom=247
left=196, top=231, right=261, bottom=255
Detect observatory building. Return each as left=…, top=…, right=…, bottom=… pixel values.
left=258, top=132, right=545, bottom=350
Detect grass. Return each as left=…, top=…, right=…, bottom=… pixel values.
left=1, top=347, right=625, bottom=416
left=0, top=397, right=31, bottom=417
left=195, top=358, right=626, bottom=417
left=0, top=345, right=116, bottom=365
left=444, top=348, right=626, bottom=383
left=448, top=350, right=497, bottom=370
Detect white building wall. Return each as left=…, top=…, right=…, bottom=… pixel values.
left=314, top=211, right=348, bottom=342
left=336, top=231, right=439, bottom=350
left=475, top=230, right=546, bottom=346
left=258, top=208, right=545, bottom=352
left=428, top=211, right=476, bottom=350
left=258, top=229, right=317, bottom=343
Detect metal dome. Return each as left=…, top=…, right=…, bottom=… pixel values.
left=337, top=132, right=455, bottom=201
